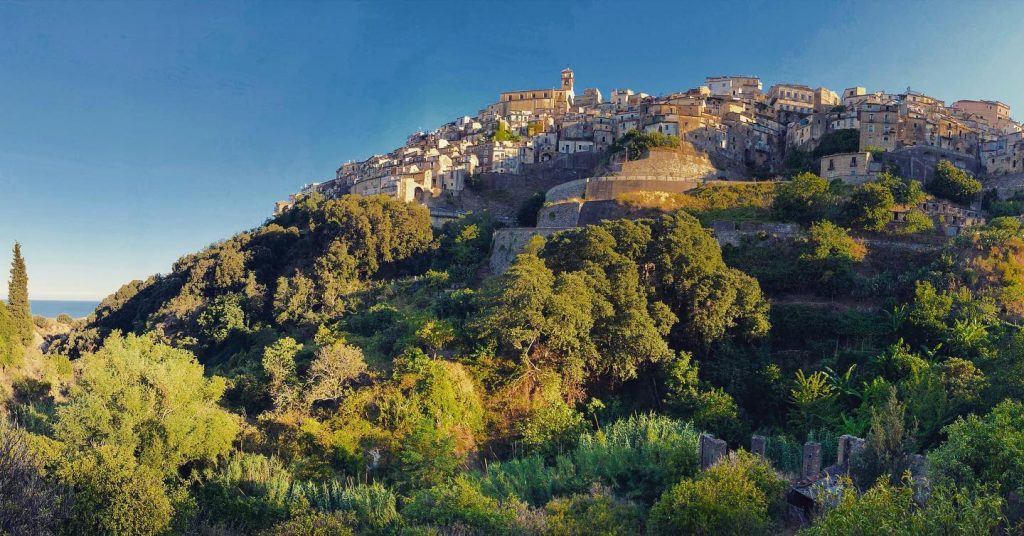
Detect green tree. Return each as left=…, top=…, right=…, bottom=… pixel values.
left=55, top=334, right=238, bottom=475
left=812, top=129, right=860, bottom=158
left=929, top=399, right=1024, bottom=496
left=850, top=182, right=895, bottom=232
left=612, top=129, right=680, bottom=160
left=802, top=221, right=866, bottom=263
left=197, top=294, right=247, bottom=343
left=263, top=337, right=303, bottom=407
left=851, top=388, right=918, bottom=487
left=474, top=250, right=554, bottom=356
left=928, top=160, right=981, bottom=204
left=789, top=370, right=839, bottom=439
left=0, top=301, right=22, bottom=369
left=305, top=341, right=366, bottom=405
left=7, top=242, right=32, bottom=345
left=876, top=171, right=926, bottom=205
left=54, top=334, right=237, bottom=534
left=773, top=172, right=831, bottom=224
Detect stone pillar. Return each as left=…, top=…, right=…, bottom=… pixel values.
left=751, top=435, right=767, bottom=457
left=908, top=454, right=931, bottom=504
left=699, top=434, right=727, bottom=470
left=837, top=435, right=866, bottom=467
left=802, top=441, right=822, bottom=480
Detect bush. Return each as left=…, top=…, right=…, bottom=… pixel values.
left=647, top=451, right=786, bottom=535
left=0, top=418, right=72, bottom=535
left=544, top=485, right=643, bottom=536
left=261, top=511, right=355, bottom=536
left=929, top=399, right=1024, bottom=496
left=800, top=477, right=1003, bottom=536
left=402, top=476, right=521, bottom=535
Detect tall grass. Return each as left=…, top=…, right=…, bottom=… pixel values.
left=475, top=414, right=699, bottom=506
left=764, top=428, right=840, bottom=478
left=198, top=451, right=400, bottom=532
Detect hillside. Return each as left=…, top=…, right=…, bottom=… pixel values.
left=3, top=120, right=1024, bottom=536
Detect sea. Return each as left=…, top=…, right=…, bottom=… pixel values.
left=30, top=300, right=100, bottom=319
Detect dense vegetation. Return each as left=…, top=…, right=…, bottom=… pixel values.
left=2, top=156, right=1022, bottom=534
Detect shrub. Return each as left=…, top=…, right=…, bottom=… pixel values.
left=261, top=511, right=356, bottom=536
left=403, top=476, right=521, bottom=535
left=544, top=485, right=643, bottom=536
left=647, top=451, right=786, bottom=535
left=929, top=399, right=1024, bottom=496
left=800, top=477, right=1003, bottom=536
left=0, top=418, right=72, bottom=535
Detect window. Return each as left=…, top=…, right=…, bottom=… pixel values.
left=850, top=157, right=857, bottom=167
left=828, top=159, right=835, bottom=170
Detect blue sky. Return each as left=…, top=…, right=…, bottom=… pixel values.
left=1, top=0, right=1023, bottom=300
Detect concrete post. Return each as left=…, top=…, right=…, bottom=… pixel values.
left=751, top=435, right=767, bottom=457
left=802, top=441, right=822, bottom=480
left=699, top=434, right=727, bottom=470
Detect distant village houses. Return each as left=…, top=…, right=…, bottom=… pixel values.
left=276, top=68, right=1022, bottom=219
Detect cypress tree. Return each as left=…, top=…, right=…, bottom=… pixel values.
left=8, top=242, right=32, bottom=345
left=0, top=301, right=20, bottom=367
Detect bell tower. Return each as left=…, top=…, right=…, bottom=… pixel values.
left=561, top=67, right=574, bottom=93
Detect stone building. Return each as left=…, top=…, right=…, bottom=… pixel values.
left=813, top=87, right=840, bottom=112
left=768, top=84, right=815, bottom=121
left=859, top=103, right=900, bottom=151
left=497, top=68, right=575, bottom=116
left=705, top=76, right=762, bottom=98
left=820, top=152, right=881, bottom=184
left=952, top=99, right=1014, bottom=132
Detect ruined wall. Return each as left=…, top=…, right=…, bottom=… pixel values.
left=489, top=227, right=567, bottom=274
left=711, top=220, right=803, bottom=247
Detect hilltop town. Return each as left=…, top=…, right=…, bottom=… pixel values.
left=279, top=69, right=1022, bottom=224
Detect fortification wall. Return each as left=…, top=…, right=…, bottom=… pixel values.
left=489, top=227, right=567, bottom=274
left=882, top=146, right=981, bottom=184
left=537, top=201, right=583, bottom=227
left=585, top=176, right=703, bottom=200
left=618, top=146, right=718, bottom=179
left=546, top=178, right=589, bottom=202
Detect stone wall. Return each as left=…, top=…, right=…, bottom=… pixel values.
left=711, top=220, right=803, bottom=247
left=882, top=146, right=981, bottom=183
left=584, top=176, right=704, bottom=200
left=489, top=227, right=567, bottom=274
left=545, top=178, right=589, bottom=202
left=537, top=201, right=583, bottom=227
left=618, top=146, right=719, bottom=179
left=481, top=152, right=601, bottom=191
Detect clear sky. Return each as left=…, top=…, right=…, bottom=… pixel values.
left=2, top=0, right=1023, bottom=300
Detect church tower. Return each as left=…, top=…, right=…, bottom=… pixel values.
left=561, top=67, right=574, bottom=93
